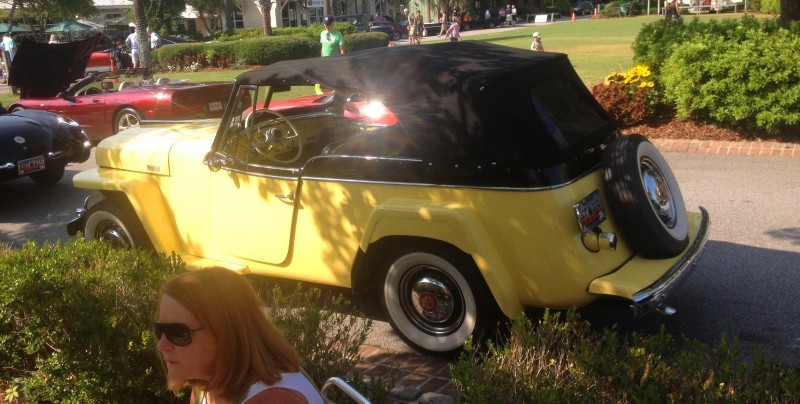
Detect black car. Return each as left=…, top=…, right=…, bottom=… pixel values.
left=0, top=107, right=91, bottom=185
left=573, top=1, right=595, bottom=15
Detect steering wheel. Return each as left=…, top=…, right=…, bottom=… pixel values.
left=244, top=108, right=304, bottom=164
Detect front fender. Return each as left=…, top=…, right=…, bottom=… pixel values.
left=72, top=167, right=183, bottom=254
left=360, top=198, right=524, bottom=319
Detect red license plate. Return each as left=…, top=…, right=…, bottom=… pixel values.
left=17, top=155, right=46, bottom=175
left=573, top=190, right=606, bottom=234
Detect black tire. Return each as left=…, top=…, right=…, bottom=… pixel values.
left=29, top=165, right=65, bottom=186
left=83, top=198, right=153, bottom=249
left=603, top=134, right=689, bottom=258
left=9, top=105, right=24, bottom=112
left=114, top=107, right=142, bottom=134
left=392, top=32, right=401, bottom=40
left=487, top=22, right=496, bottom=28
left=380, top=242, right=499, bottom=357
left=462, top=23, right=471, bottom=31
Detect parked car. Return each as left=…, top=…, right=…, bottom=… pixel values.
left=422, top=21, right=452, bottom=36
left=9, top=68, right=233, bottom=143
left=367, top=20, right=408, bottom=40
left=0, top=106, right=91, bottom=185
left=66, top=42, right=709, bottom=356
left=573, top=0, right=595, bottom=15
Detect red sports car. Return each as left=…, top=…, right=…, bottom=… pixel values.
left=10, top=69, right=233, bottom=142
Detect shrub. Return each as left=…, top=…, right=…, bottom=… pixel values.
left=555, top=0, right=571, bottom=16
left=233, top=36, right=319, bottom=65
left=0, top=240, right=185, bottom=403
left=760, top=0, right=780, bottom=13
left=0, top=241, right=385, bottom=402
left=591, top=64, right=658, bottom=127
left=660, top=29, right=800, bottom=133
left=451, top=310, right=800, bottom=402
left=344, top=32, right=391, bottom=52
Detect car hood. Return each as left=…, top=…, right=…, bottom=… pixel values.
left=94, top=119, right=220, bottom=175
left=9, top=34, right=100, bottom=99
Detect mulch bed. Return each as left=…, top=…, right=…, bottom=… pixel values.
left=625, top=113, right=800, bottom=144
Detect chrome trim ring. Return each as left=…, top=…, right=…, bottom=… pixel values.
left=641, top=157, right=677, bottom=228
left=399, top=266, right=463, bottom=336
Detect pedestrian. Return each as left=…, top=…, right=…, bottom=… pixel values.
left=505, top=5, right=513, bottom=26
left=438, top=12, right=447, bottom=38
left=445, top=17, right=461, bottom=43
left=499, top=6, right=506, bottom=23
left=48, top=34, right=60, bottom=44
left=485, top=8, right=491, bottom=19
left=154, top=268, right=324, bottom=404
left=664, top=0, right=679, bottom=19
left=320, top=16, right=345, bottom=56
left=403, top=8, right=412, bottom=44
left=148, top=28, right=160, bottom=50
left=1, top=32, right=19, bottom=94
left=412, top=10, right=423, bottom=45
left=511, top=5, right=517, bottom=26
left=125, top=25, right=140, bottom=68
left=530, top=32, right=544, bottom=52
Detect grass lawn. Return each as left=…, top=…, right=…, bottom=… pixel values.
left=0, top=13, right=748, bottom=108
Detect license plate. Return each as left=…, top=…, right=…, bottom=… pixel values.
left=573, top=190, right=606, bottom=234
left=208, top=101, right=223, bottom=112
left=17, top=155, right=45, bottom=175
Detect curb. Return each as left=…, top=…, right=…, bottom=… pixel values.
left=651, top=138, right=800, bottom=158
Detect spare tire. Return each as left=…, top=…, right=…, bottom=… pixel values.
left=603, top=135, right=689, bottom=258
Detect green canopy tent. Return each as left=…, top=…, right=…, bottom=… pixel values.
left=0, top=24, right=33, bottom=34
left=45, top=19, right=96, bottom=42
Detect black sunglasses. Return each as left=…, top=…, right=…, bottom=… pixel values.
left=154, top=322, right=204, bottom=346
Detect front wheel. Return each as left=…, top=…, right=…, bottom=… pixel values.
left=380, top=243, right=498, bottom=357
left=487, top=22, right=496, bottom=28
left=392, top=32, right=401, bottom=40
left=29, top=165, right=65, bottom=186
left=83, top=198, right=153, bottom=249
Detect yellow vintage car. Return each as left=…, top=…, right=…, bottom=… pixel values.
left=67, top=42, right=709, bottom=356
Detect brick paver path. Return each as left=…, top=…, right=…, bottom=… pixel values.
left=651, top=138, right=800, bottom=157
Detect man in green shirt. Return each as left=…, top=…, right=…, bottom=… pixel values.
left=320, top=16, right=345, bottom=57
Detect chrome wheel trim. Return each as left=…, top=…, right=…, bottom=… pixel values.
left=384, top=252, right=476, bottom=352
left=117, top=112, right=140, bottom=131
left=635, top=140, right=688, bottom=240
left=640, top=157, right=677, bottom=228
left=85, top=211, right=133, bottom=248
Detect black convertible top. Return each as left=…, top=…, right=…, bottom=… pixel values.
left=236, top=42, right=615, bottom=167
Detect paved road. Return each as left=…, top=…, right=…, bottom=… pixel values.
left=1, top=152, right=798, bottom=367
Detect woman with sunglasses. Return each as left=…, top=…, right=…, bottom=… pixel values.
left=154, top=268, right=323, bottom=403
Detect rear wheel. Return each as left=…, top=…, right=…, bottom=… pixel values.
left=83, top=198, right=153, bottom=249
left=29, top=165, right=65, bottom=186
left=603, top=134, right=689, bottom=258
left=380, top=242, right=499, bottom=357
left=392, top=32, right=401, bottom=40
left=487, top=21, right=496, bottom=28
left=114, top=107, right=142, bottom=133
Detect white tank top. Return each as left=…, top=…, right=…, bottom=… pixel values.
left=241, top=372, right=324, bottom=404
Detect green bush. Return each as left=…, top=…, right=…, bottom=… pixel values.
left=0, top=240, right=185, bottom=403
left=233, top=36, right=320, bottom=65
left=760, top=0, right=780, bottom=13
left=451, top=310, right=800, bottom=402
left=555, top=0, right=572, bottom=16
left=660, top=29, right=800, bottom=133
left=344, top=32, right=391, bottom=52
left=0, top=241, right=385, bottom=403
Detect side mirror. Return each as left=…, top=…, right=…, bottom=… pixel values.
left=205, top=151, right=225, bottom=172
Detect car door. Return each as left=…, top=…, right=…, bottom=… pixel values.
left=46, top=81, right=114, bottom=139
left=207, top=86, right=298, bottom=265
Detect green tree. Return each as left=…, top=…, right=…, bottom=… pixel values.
left=186, top=0, right=223, bottom=35
left=5, top=0, right=96, bottom=34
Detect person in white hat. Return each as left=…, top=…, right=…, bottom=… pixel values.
left=530, top=32, right=544, bottom=52
left=125, top=24, right=140, bottom=67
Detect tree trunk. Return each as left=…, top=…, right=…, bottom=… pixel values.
left=196, top=10, right=212, bottom=35
left=134, top=0, right=151, bottom=75
left=4, top=0, right=17, bottom=35
left=222, top=0, right=235, bottom=34
left=257, top=0, right=273, bottom=36
left=780, top=0, right=799, bottom=27
left=324, top=0, right=330, bottom=18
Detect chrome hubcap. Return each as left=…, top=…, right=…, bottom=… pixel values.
left=118, top=114, right=140, bottom=131
left=641, top=158, right=677, bottom=228
left=96, top=222, right=131, bottom=248
left=400, top=266, right=463, bottom=335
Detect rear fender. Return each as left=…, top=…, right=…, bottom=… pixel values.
left=360, top=198, right=524, bottom=319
